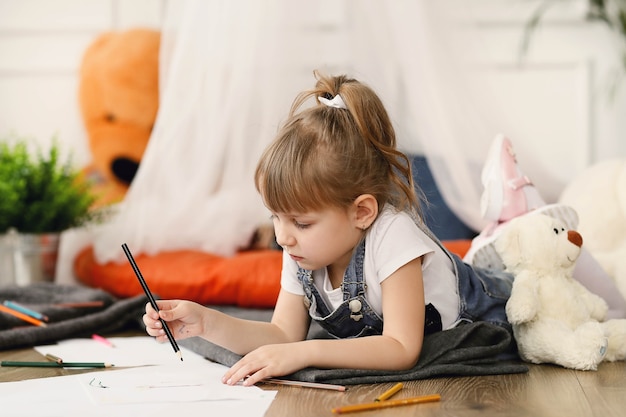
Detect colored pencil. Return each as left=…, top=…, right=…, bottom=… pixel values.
left=331, top=393, right=441, bottom=414
left=264, top=378, right=346, bottom=392
left=0, top=304, right=47, bottom=327
left=3, top=300, right=49, bottom=321
left=121, top=243, right=183, bottom=361
left=1, top=361, right=114, bottom=368
left=45, top=353, right=64, bottom=364
left=92, top=333, right=116, bottom=348
left=374, top=382, right=403, bottom=401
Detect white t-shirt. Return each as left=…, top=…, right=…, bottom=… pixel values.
left=280, top=206, right=461, bottom=330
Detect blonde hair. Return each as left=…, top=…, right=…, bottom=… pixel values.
left=255, top=71, right=423, bottom=219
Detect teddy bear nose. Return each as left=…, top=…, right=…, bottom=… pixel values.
left=567, top=230, right=583, bottom=247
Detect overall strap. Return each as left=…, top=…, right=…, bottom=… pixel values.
left=341, top=239, right=367, bottom=301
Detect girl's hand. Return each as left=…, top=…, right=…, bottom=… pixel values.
left=222, top=343, right=306, bottom=387
left=143, top=300, right=208, bottom=342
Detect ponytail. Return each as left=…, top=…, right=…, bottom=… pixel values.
left=255, top=71, right=424, bottom=221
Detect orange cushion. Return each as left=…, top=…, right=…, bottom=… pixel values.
left=441, top=239, right=472, bottom=259
left=74, top=240, right=472, bottom=308
left=74, top=247, right=283, bottom=308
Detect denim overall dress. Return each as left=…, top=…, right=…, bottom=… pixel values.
left=296, top=227, right=514, bottom=339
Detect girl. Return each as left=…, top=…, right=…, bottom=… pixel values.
left=143, top=72, right=517, bottom=386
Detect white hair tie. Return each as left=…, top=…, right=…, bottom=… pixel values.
left=318, top=94, right=347, bottom=109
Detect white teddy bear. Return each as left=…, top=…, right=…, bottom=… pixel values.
left=494, top=213, right=626, bottom=370
left=559, top=158, right=626, bottom=301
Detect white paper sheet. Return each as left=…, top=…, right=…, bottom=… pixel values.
left=2, top=343, right=277, bottom=417
left=34, top=336, right=206, bottom=367
left=80, top=364, right=276, bottom=404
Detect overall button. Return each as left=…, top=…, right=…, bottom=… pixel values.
left=349, top=299, right=363, bottom=321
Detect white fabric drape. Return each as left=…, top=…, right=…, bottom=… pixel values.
left=346, top=2, right=498, bottom=231
left=93, top=0, right=519, bottom=263
left=95, top=0, right=294, bottom=262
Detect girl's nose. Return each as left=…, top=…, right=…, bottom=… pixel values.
left=274, top=225, right=294, bottom=248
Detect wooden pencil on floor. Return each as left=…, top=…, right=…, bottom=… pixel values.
left=0, top=304, right=47, bottom=327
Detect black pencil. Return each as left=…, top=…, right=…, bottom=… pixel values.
left=121, top=243, right=183, bottom=361
left=1, top=361, right=113, bottom=368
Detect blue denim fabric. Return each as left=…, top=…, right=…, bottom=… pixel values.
left=297, top=240, right=383, bottom=338
left=297, top=224, right=514, bottom=339
left=451, top=254, right=513, bottom=331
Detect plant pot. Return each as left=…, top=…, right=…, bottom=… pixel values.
left=0, top=229, right=60, bottom=287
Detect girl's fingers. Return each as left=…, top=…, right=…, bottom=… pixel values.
left=224, top=358, right=268, bottom=387
left=146, top=300, right=183, bottom=324
left=142, top=313, right=162, bottom=328
left=145, top=302, right=158, bottom=317
left=155, top=299, right=183, bottom=311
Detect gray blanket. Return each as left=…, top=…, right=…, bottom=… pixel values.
left=0, top=283, right=146, bottom=349
left=181, top=320, right=528, bottom=385
left=0, top=284, right=528, bottom=383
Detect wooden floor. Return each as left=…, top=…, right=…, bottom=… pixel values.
left=1, top=345, right=625, bottom=416
left=263, top=361, right=626, bottom=417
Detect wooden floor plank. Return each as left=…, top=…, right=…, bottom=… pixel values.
left=575, top=361, right=626, bottom=417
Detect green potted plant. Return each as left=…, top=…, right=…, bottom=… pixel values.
left=0, top=135, right=99, bottom=286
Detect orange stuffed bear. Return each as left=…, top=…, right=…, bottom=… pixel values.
left=79, top=28, right=160, bottom=207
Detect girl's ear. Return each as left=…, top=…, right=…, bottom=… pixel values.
left=353, top=194, right=378, bottom=230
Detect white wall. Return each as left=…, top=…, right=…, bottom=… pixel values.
left=0, top=0, right=167, bottom=166
left=0, top=0, right=624, bottom=191
left=457, top=0, right=626, bottom=199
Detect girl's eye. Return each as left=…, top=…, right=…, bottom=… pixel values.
left=294, top=221, right=310, bottom=230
